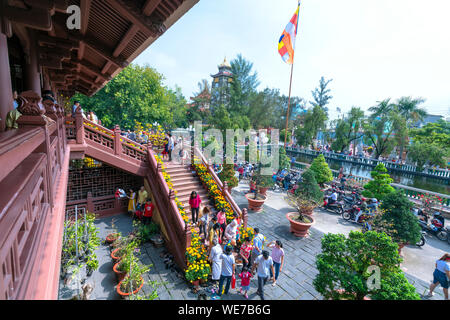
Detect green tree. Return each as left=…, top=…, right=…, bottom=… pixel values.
left=409, top=119, right=450, bottom=150
left=395, top=96, right=427, bottom=159
left=309, top=154, right=333, bottom=186
left=279, top=146, right=291, bottom=170
left=362, top=163, right=395, bottom=201
left=310, top=76, right=333, bottom=112
left=331, top=107, right=365, bottom=153
left=295, top=169, right=323, bottom=203
left=313, top=231, right=420, bottom=300
left=295, top=105, right=328, bottom=148
left=363, top=99, right=401, bottom=159
left=407, top=142, right=446, bottom=169
left=377, top=190, right=422, bottom=245
left=72, top=64, right=185, bottom=130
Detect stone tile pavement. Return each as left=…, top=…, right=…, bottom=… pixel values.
left=59, top=183, right=446, bottom=300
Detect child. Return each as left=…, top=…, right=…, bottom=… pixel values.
left=238, top=266, right=252, bottom=299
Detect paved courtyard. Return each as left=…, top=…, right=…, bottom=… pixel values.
left=59, top=182, right=446, bottom=300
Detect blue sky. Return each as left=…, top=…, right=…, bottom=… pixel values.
left=134, top=0, right=450, bottom=120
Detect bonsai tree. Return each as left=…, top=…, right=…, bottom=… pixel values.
left=279, top=146, right=291, bottom=170
left=294, top=169, right=323, bottom=203
left=376, top=190, right=422, bottom=245
left=362, top=163, right=395, bottom=201
left=252, top=166, right=274, bottom=198
left=313, top=231, right=420, bottom=300
left=285, top=193, right=316, bottom=223
left=309, top=154, right=333, bottom=186
left=218, top=163, right=239, bottom=189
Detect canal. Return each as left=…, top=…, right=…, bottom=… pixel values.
left=292, top=154, right=450, bottom=195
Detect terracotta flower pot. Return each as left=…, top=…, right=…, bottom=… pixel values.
left=106, top=233, right=120, bottom=244
left=259, top=187, right=269, bottom=196
left=286, top=212, right=314, bottom=237
left=191, top=280, right=200, bottom=287
left=245, top=193, right=267, bottom=212
left=111, top=247, right=124, bottom=262
left=113, top=262, right=127, bottom=283
left=117, top=276, right=144, bottom=298
left=397, top=242, right=406, bottom=255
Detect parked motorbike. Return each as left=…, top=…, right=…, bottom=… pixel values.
left=323, top=197, right=344, bottom=214
left=415, top=231, right=426, bottom=247
left=418, top=212, right=448, bottom=241
left=447, top=227, right=450, bottom=245
left=342, top=207, right=371, bottom=224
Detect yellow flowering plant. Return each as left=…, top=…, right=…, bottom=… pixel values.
left=185, top=231, right=210, bottom=281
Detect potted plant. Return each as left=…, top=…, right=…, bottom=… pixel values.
left=294, top=169, right=323, bottom=204
left=285, top=194, right=316, bottom=237
left=245, top=168, right=270, bottom=212
left=117, top=261, right=150, bottom=299
left=313, top=231, right=420, bottom=300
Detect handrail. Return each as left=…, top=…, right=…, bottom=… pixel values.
left=146, top=148, right=188, bottom=269
left=194, top=146, right=243, bottom=220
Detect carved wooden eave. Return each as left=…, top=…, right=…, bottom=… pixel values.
left=2, top=0, right=200, bottom=97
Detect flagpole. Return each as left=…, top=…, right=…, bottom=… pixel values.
left=284, top=62, right=294, bottom=148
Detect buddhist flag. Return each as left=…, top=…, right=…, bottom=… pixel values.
left=278, top=2, right=301, bottom=64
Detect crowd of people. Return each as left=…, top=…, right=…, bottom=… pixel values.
left=115, top=186, right=155, bottom=224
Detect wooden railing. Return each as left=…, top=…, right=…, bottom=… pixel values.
left=146, top=147, right=190, bottom=269
left=66, top=111, right=147, bottom=165
left=0, top=91, right=67, bottom=299
left=291, top=161, right=450, bottom=210
left=286, top=146, right=450, bottom=179
left=193, top=146, right=248, bottom=228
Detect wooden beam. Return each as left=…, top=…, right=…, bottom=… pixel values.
left=70, top=59, right=112, bottom=81
left=68, top=32, right=128, bottom=68
left=101, top=61, right=113, bottom=75
left=80, top=0, right=92, bottom=35
left=106, top=0, right=164, bottom=37
left=143, top=0, right=162, bottom=16
left=113, top=24, right=139, bottom=57
left=77, top=42, right=86, bottom=60
left=3, top=5, right=52, bottom=31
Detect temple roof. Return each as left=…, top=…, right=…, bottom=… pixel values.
left=218, top=57, right=231, bottom=69
left=4, top=0, right=199, bottom=97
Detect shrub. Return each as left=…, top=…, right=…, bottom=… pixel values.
left=362, top=163, right=395, bottom=201
left=295, top=169, right=323, bottom=203
left=378, top=190, right=422, bottom=245
left=309, top=154, right=333, bottom=186
left=218, top=164, right=239, bottom=188
left=313, top=231, right=420, bottom=300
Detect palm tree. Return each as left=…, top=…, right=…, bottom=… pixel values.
left=396, top=96, right=427, bottom=125
left=395, top=96, right=427, bottom=160
left=368, top=98, right=395, bottom=119
left=194, top=79, right=211, bottom=96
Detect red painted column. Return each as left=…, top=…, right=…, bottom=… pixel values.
left=0, top=31, right=13, bottom=131
left=24, top=29, right=41, bottom=96
left=114, top=125, right=122, bottom=156
left=75, top=108, right=85, bottom=144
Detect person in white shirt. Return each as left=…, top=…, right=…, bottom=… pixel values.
left=224, top=213, right=239, bottom=246
left=426, top=253, right=450, bottom=300
left=215, top=245, right=235, bottom=298
left=208, top=239, right=223, bottom=292
left=251, top=250, right=275, bottom=300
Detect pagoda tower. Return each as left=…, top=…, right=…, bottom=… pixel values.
left=210, top=57, right=233, bottom=108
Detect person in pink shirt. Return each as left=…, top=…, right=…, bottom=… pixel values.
left=216, top=210, right=227, bottom=241
left=188, top=191, right=202, bottom=225
left=238, top=266, right=252, bottom=299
